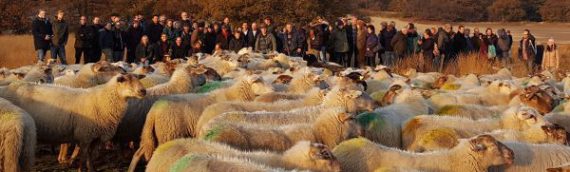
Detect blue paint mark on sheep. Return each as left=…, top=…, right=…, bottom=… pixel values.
left=356, top=112, right=385, bottom=131
left=169, top=154, right=197, bottom=172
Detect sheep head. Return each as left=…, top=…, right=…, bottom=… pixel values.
left=114, top=74, right=147, bottom=99
left=541, top=124, right=569, bottom=146
left=380, top=84, right=403, bottom=106
left=246, top=75, right=274, bottom=95
left=433, top=75, right=449, bottom=89
left=468, top=135, right=514, bottom=167
left=502, top=106, right=547, bottom=131
left=521, top=85, right=557, bottom=115
left=308, top=143, right=341, bottom=172
left=338, top=88, right=378, bottom=112
left=273, top=75, right=293, bottom=84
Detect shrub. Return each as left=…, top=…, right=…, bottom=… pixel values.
left=487, top=0, right=527, bottom=22
left=539, top=0, right=570, bottom=22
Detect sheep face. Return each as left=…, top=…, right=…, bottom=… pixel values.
left=332, top=112, right=363, bottom=143
left=92, top=61, right=127, bottom=83
left=341, top=89, right=378, bottom=113
left=247, top=76, right=274, bottom=95
left=468, top=135, right=514, bottom=167
left=541, top=124, right=569, bottom=145
left=115, top=74, right=147, bottom=99
left=273, top=75, right=293, bottom=84
left=380, top=84, right=403, bottom=106
left=520, top=87, right=556, bottom=114
left=306, top=143, right=341, bottom=172
left=186, top=65, right=208, bottom=87
left=502, top=106, right=546, bottom=131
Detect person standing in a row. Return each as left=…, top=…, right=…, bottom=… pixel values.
left=51, top=10, right=69, bottom=64
left=32, top=9, right=52, bottom=63
left=74, top=16, right=96, bottom=64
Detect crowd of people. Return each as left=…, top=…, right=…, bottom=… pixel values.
left=32, top=10, right=561, bottom=74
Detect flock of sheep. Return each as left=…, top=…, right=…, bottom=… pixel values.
left=1, top=48, right=570, bottom=172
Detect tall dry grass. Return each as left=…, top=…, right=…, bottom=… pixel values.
left=0, top=35, right=75, bottom=68
left=393, top=45, right=570, bottom=77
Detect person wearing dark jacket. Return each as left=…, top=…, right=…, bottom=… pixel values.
left=229, top=31, right=246, bottom=52
left=307, top=27, right=324, bottom=61
left=154, top=34, right=170, bottom=62
left=364, top=25, right=381, bottom=67
left=180, top=24, right=192, bottom=48
left=90, top=17, right=104, bottom=62
left=482, top=28, right=499, bottom=65
left=191, top=24, right=205, bottom=51
left=51, top=10, right=69, bottom=64
left=99, top=23, right=114, bottom=61
left=518, top=29, right=537, bottom=75
left=135, top=35, right=154, bottom=64
left=436, top=25, right=453, bottom=72
left=452, top=25, right=468, bottom=55
left=204, top=27, right=217, bottom=54
left=126, top=20, right=144, bottom=63
left=216, top=26, right=231, bottom=50
left=391, top=26, right=408, bottom=61
left=255, top=26, right=277, bottom=54
left=170, top=37, right=190, bottom=60
left=247, top=23, right=260, bottom=49
left=112, top=22, right=126, bottom=62
left=419, top=29, right=436, bottom=72
left=282, top=23, right=301, bottom=56
left=328, top=20, right=349, bottom=66
left=147, top=15, right=164, bottom=43
left=496, top=28, right=513, bottom=70
left=74, top=16, right=95, bottom=64
left=32, top=10, right=53, bottom=63
left=379, top=22, right=397, bottom=67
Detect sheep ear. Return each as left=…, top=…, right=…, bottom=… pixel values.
left=92, top=63, right=103, bottom=72
left=116, top=75, right=127, bottom=83
left=135, top=74, right=146, bottom=80
left=309, top=143, right=335, bottom=160
left=13, top=72, right=26, bottom=79
left=546, top=167, right=562, bottom=172
left=346, top=90, right=363, bottom=99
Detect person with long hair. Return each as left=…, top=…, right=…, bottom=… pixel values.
left=542, top=38, right=560, bottom=72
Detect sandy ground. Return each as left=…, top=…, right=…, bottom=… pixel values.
left=370, top=16, right=570, bottom=44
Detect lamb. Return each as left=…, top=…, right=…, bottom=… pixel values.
left=54, top=61, right=125, bottom=88
left=142, top=139, right=339, bottom=172
left=0, top=98, right=36, bottom=172
left=198, top=111, right=362, bottom=152
left=332, top=135, right=514, bottom=172
left=356, top=85, right=432, bottom=148
left=488, top=142, right=570, bottom=172
left=4, top=74, right=146, bottom=171
left=402, top=105, right=546, bottom=150
left=196, top=86, right=375, bottom=133
left=130, top=75, right=274, bottom=165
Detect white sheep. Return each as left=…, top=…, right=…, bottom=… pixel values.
left=488, top=142, right=570, bottom=172
left=54, top=61, right=125, bottom=88
left=402, top=105, right=546, bottom=150
left=356, top=87, right=432, bottom=148
left=435, top=104, right=507, bottom=120
left=332, top=135, right=514, bottom=172
left=0, top=97, right=36, bottom=172
left=129, top=75, right=274, bottom=166
left=141, top=139, right=339, bottom=172
left=4, top=74, right=146, bottom=171
left=167, top=153, right=300, bottom=172
left=196, top=86, right=376, bottom=134
left=198, top=111, right=361, bottom=152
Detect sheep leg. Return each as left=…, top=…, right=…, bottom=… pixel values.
left=58, top=144, right=70, bottom=164
left=78, top=142, right=95, bottom=172
left=67, top=146, right=80, bottom=165
left=128, top=148, right=145, bottom=172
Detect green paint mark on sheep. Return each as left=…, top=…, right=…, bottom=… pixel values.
left=441, top=83, right=461, bottom=90
left=356, top=112, right=385, bottom=131
left=203, top=126, right=223, bottom=141
left=437, top=105, right=463, bottom=115
left=154, top=140, right=179, bottom=155
left=334, top=138, right=370, bottom=154
left=196, top=81, right=224, bottom=93
left=553, top=100, right=568, bottom=113
left=169, top=154, right=197, bottom=172
left=0, top=112, right=18, bottom=122
left=152, top=100, right=170, bottom=110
